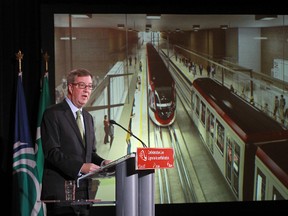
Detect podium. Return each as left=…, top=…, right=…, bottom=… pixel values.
left=43, top=148, right=173, bottom=216
left=78, top=152, right=155, bottom=216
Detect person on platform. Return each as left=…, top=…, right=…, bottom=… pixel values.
left=103, top=114, right=110, bottom=144
left=41, top=68, right=111, bottom=216
left=108, top=122, right=114, bottom=148
left=139, top=60, right=142, bottom=72
left=279, top=94, right=286, bottom=124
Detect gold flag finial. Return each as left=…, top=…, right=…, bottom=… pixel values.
left=15, top=50, right=24, bottom=72
left=43, top=52, right=50, bottom=71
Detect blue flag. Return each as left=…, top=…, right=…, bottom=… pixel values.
left=13, top=72, right=44, bottom=216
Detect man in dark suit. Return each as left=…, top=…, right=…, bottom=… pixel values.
left=41, top=68, right=111, bottom=215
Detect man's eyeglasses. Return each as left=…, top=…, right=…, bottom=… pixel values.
left=71, top=82, right=95, bottom=90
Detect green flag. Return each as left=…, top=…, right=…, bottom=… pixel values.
left=35, top=71, right=50, bottom=216
left=35, top=71, right=50, bottom=183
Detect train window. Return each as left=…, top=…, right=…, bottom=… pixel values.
left=201, top=101, right=206, bottom=125
left=255, top=168, right=266, bottom=200
left=232, top=140, right=240, bottom=194
left=216, top=120, right=224, bottom=154
left=272, top=187, right=285, bottom=200
left=195, top=95, right=200, bottom=116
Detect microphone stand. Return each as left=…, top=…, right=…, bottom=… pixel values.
left=109, top=120, right=147, bottom=148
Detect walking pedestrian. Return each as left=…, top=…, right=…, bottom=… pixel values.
left=104, top=115, right=109, bottom=144
left=279, top=94, right=286, bottom=124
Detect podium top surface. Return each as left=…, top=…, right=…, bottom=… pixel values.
left=77, top=153, right=135, bottom=184
left=42, top=199, right=115, bottom=206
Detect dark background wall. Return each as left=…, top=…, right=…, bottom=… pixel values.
left=1, top=2, right=42, bottom=213
left=1, top=0, right=287, bottom=215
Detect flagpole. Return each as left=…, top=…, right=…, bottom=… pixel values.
left=15, top=50, right=24, bottom=72
left=43, top=51, right=49, bottom=72
left=35, top=51, right=51, bottom=216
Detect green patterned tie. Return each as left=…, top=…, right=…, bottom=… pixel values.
left=76, top=110, right=85, bottom=146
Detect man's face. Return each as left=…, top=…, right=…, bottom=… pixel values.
left=68, top=75, right=93, bottom=108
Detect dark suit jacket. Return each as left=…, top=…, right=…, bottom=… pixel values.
left=41, top=99, right=104, bottom=201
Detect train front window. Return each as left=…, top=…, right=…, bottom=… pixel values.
left=154, top=87, right=173, bottom=106
left=153, top=87, right=175, bottom=120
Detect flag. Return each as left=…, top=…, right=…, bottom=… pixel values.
left=13, top=72, right=43, bottom=216
left=35, top=71, right=50, bottom=184
left=35, top=71, right=50, bottom=216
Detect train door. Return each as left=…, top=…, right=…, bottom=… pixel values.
left=191, top=90, right=195, bottom=111
left=225, top=136, right=240, bottom=198
left=254, top=161, right=287, bottom=200
left=191, top=93, right=201, bottom=129
left=254, top=166, right=266, bottom=200
left=195, top=95, right=200, bottom=117
left=213, top=119, right=225, bottom=173
left=215, top=120, right=224, bottom=154
left=200, top=101, right=207, bottom=143
left=206, top=109, right=214, bottom=154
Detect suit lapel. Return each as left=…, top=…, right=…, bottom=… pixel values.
left=82, top=110, right=91, bottom=149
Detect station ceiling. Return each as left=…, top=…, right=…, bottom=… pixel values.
left=54, top=14, right=287, bottom=32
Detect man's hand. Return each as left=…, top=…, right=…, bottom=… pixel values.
left=80, top=163, right=100, bottom=174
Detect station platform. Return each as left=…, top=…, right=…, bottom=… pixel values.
left=95, top=44, right=149, bottom=161
left=92, top=44, right=150, bottom=203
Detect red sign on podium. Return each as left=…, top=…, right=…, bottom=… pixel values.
left=136, top=147, right=174, bottom=170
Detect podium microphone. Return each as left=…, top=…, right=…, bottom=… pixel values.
left=109, top=120, right=147, bottom=148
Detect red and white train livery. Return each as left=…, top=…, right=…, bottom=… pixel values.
left=191, top=77, right=288, bottom=201
left=146, top=43, right=176, bottom=127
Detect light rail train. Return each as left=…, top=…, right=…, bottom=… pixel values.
left=146, top=43, right=176, bottom=127
left=191, top=77, right=288, bottom=201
